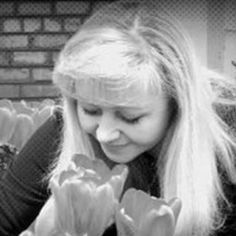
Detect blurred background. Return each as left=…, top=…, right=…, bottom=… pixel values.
left=0, top=0, right=236, bottom=173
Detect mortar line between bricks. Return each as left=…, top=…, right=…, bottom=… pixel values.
left=0, top=65, right=54, bottom=68
left=0, top=32, right=72, bottom=36
left=0, top=81, right=53, bottom=85
left=0, top=14, right=89, bottom=19
left=0, top=49, right=60, bottom=52
left=6, top=96, right=60, bottom=102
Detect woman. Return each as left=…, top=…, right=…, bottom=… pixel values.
left=1, top=1, right=236, bottom=235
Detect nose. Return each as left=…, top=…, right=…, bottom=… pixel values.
left=96, top=113, right=120, bottom=144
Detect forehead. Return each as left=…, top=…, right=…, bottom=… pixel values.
left=75, top=78, right=166, bottom=108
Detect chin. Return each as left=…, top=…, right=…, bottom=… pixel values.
left=100, top=142, right=147, bottom=164
left=101, top=147, right=138, bottom=164
left=108, top=155, right=134, bottom=163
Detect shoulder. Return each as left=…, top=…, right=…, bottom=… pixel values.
left=34, top=105, right=63, bottom=136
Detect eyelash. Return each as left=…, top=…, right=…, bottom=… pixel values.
left=119, top=115, right=141, bottom=124
left=83, top=108, right=100, bottom=116
left=82, top=108, right=141, bottom=124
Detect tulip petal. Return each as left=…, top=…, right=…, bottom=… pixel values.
left=87, top=184, right=116, bottom=236
left=120, top=188, right=166, bottom=226
left=109, top=165, right=128, bottom=199
left=49, top=156, right=129, bottom=236
left=116, top=207, right=136, bottom=236
left=168, top=198, right=182, bottom=223
left=138, top=205, right=175, bottom=236
left=72, top=154, right=110, bottom=180
left=72, top=154, right=93, bottom=168
left=50, top=179, right=75, bottom=233
left=118, top=189, right=179, bottom=236
left=69, top=181, right=94, bottom=234
left=59, top=182, right=79, bottom=234
left=93, top=158, right=111, bottom=179
left=119, top=188, right=141, bottom=225
left=111, top=164, right=128, bottom=177
left=58, top=169, right=78, bottom=185
left=34, top=197, right=58, bottom=236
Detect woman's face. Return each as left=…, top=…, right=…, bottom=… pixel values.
left=77, top=86, right=170, bottom=163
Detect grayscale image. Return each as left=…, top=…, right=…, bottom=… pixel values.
left=0, top=1, right=236, bottom=236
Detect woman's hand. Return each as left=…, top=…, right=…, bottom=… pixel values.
left=115, top=188, right=181, bottom=236
left=49, top=154, right=128, bottom=236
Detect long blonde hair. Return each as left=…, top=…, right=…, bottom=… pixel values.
left=52, top=1, right=236, bottom=235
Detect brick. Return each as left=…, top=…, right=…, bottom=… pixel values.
left=24, top=18, right=41, bottom=32
left=32, top=68, right=53, bottom=81
left=18, top=2, right=51, bottom=15
left=0, top=85, right=20, bottom=99
left=0, top=36, right=28, bottom=49
left=32, top=34, right=69, bottom=49
left=56, top=1, right=90, bottom=15
left=44, top=18, right=62, bottom=32
left=3, top=19, right=21, bottom=32
left=0, top=68, right=29, bottom=82
left=64, top=17, right=81, bottom=32
left=0, top=52, right=9, bottom=66
left=0, top=3, right=14, bottom=16
left=13, top=52, right=48, bottom=65
left=21, top=84, right=60, bottom=98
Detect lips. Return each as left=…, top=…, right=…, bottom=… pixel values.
left=101, top=143, right=129, bottom=154
left=110, top=143, right=128, bottom=147
left=100, top=142, right=137, bottom=163
left=104, top=143, right=128, bottom=148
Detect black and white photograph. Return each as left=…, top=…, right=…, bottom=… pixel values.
left=0, top=1, right=236, bottom=236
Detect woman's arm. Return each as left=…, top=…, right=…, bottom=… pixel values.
left=0, top=108, right=62, bottom=236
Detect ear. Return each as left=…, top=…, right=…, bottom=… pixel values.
left=34, top=196, right=60, bottom=236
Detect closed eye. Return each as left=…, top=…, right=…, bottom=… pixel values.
left=82, top=108, right=101, bottom=116
left=82, top=106, right=143, bottom=124
left=118, top=114, right=142, bottom=124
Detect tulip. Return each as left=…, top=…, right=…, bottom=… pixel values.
left=50, top=154, right=128, bottom=236
left=115, top=188, right=181, bottom=236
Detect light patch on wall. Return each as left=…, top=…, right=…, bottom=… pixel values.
left=148, top=0, right=208, bottom=66
left=223, top=31, right=236, bottom=79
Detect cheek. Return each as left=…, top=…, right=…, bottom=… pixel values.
left=129, top=115, right=169, bottom=146
left=77, top=109, right=97, bottom=135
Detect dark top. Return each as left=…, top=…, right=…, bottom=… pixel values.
left=0, top=107, right=235, bottom=236
left=0, top=108, right=62, bottom=235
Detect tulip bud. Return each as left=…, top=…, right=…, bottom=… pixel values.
left=115, top=188, right=181, bottom=236
left=50, top=154, right=128, bottom=236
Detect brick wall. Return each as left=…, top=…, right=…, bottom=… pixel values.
left=0, top=0, right=235, bottom=101
left=0, top=0, right=113, bottom=101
